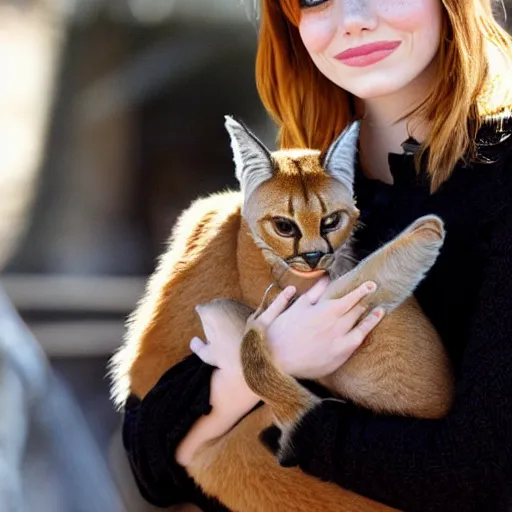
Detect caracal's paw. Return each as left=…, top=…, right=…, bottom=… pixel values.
left=404, top=214, right=445, bottom=245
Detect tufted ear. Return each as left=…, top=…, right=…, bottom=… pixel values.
left=323, top=121, right=360, bottom=196
left=224, top=115, right=274, bottom=199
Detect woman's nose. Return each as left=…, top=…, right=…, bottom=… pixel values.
left=338, top=0, right=378, bottom=37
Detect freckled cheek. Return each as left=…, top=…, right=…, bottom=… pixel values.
left=378, top=0, right=442, bottom=34
left=299, top=14, right=337, bottom=54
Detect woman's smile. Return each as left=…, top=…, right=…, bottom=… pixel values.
left=334, top=40, right=402, bottom=67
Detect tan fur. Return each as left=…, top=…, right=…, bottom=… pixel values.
left=110, top=191, right=245, bottom=404
left=326, top=299, right=451, bottom=418
left=188, top=406, right=396, bottom=512
left=110, top=121, right=454, bottom=511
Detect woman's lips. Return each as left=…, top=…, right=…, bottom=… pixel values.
left=334, top=41, right=401, bottom=68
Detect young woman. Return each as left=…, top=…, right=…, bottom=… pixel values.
left=121, top=1, right=512, bottom=510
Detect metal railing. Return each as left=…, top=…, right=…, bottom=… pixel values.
left=0, top=287, right=125, bottom=512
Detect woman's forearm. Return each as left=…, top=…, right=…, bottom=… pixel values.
left=176, top=369, right=260, bottom=467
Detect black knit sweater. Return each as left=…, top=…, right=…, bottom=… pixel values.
left=122, top=116, right=512, bottom=511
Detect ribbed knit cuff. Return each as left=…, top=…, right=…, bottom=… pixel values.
left=123, top=354, right=214, bottom=507
left=261, top=398, right=349, bottom=481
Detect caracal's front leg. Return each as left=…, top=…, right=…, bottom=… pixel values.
left=325, top=214, right=445, bottom=312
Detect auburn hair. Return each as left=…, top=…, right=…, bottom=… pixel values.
left=255, top=0, right=512, bottom=191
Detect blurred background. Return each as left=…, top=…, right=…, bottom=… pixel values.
left=0, top=0, right=511, bottom=511
left=0, top=0, right=274, bottom=510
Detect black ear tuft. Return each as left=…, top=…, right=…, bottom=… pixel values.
left=278, top=450, right=299, bottom=468
left=259, top=425, right=282, bottom=455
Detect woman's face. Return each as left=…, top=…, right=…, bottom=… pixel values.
left=298, top=0, right=443, bottom=99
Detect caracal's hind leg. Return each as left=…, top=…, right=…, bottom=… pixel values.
left=188, top=406, right=398, bottom=512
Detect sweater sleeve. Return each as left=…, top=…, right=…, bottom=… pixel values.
left=275, top=209, right=512, bottom=512
left=122, top=353, right=223, bottom=509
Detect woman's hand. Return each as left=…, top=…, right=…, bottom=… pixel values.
left=190, top=286, right=297, bottom=380
left=189, top=302, right=258, bottom=411
left=189, top=306, right=246, bottom=379
left=177, top=291, right=296, bottom=468
left=175, top=368, right=259, bottom=468
left=177, top=282, right=382, bottom=468
left=267, top=278, right=384, bottom=380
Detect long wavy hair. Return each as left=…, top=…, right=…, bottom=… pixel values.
left=255, top=0, right=512, bottom=190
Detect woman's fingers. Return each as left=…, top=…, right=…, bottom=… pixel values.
left=304, top=276, right=331, bottom=304
left=341, top=302, right=369, bottom=331
left=190, top=337, right=216, bottom=366
left=346, top=307, right=385, bottom=346
left=334, top=281, right=377, bottom=314
left=258, top=286, right=296, bottom=326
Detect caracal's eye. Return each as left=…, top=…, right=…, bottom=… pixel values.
left=321, top=211, right=344, bottom=233
left=272, top=217, right=299, bottom=238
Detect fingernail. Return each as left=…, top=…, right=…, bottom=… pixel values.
left=284, top=286, right=296, bottom=299
left=373, top=307, right=384, bottom=318
left=190, top=337, right=202, bottom=351
left=365, top=281, right=377, bottom=293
